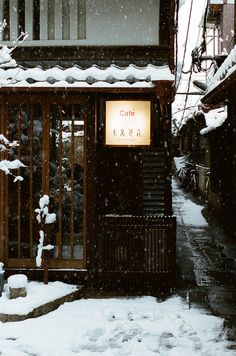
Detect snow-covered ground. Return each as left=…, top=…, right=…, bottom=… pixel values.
left=0, top=181, right=234, bottom=355
left=172, top=178, right=207, bottom=227
left=0, top=281, right=77, bottom=315
left=0, top=283, right=234, bottom=355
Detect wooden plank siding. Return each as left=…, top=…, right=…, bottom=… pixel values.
left=142, top=150, right=166, bottom=215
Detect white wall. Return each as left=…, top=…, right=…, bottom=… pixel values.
left=86, top=0, right=160, bottom=46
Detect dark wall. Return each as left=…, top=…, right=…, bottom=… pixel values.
left=208, top=101, right=236, bottom=234
left=94, top=94, right=171, bottom=217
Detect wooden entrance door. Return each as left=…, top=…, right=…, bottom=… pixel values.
left=1, top=96, right=86, bottom=270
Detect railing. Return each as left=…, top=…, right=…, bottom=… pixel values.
left=0, top=0, right=86, bottom=44
left=0, top=0, right=160, bottom=47
left=92, top=215, right=176, bottom=291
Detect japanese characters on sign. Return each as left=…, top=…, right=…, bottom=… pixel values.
left=105, top=101, right=151, bottom=146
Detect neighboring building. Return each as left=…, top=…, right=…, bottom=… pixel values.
left=174, top=0, right=236, bottom=237
left=201, top=46, right=236, bottom=237
left=207, top=0, right=235, bottom=55
left=173, top=110, right=210, bottom=197
left=201, top=0, right=236, bottom=236
left=0, top=1, right=177, bottom=291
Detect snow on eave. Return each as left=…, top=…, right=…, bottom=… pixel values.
left=209, top=0, right=223, bottom=4
left=200, top=107, right=227, bottom=135
left=0, top=64, right=175, bottom=88
left=0, top=81, right=155, bottom=88
left=206, top=45, right=236, bottom=95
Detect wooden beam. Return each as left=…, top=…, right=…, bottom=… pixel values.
left=40, top=0, right=48, bottom=40
left=0, top=102, right=5, bottom=262
left=54, top=0, right=62, bottom=40
left=25, top=0, right=33, bottom=40
left=69, top=0, right=78, bottom=40
left=9, top=0, right=18, bottom=41
left=17, top=104, right=21, bottom=258
left=78, top=0, right=86, bottom=39
left=0, top=0, right=4, bottom=41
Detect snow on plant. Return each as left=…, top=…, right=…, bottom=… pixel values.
left=0, top=19, right=28, bottom=69
left=0, top=21, right=28, bottom=180
left=0, top=133, right=26, bottom=182
left=35, top=195, right=56, bottom=268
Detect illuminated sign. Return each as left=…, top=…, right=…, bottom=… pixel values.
left=105, top=101, right=151, bottom=146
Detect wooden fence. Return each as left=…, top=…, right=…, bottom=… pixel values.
left=89, top=215, right=176, bottom=292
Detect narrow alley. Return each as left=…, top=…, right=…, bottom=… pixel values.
left=173, top=178, right=236, bottom=343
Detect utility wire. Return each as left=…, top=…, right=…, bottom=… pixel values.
left=176, top=0, right=194, bottom=89
left=174, top=0, right=180, bottom=83
left=175, top=0, right=210, bottom=132
left=172, top=104, right=202, bottom=115
left=192, top=0, right=210, bottom=72
left=180, top=64, right=194, bottom=126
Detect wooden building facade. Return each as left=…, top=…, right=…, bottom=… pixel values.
left=0, top=0, right=177, bottom=291
left=201, top=51, right=236, bottom=237
left=174, top=0, right=236, bottom=238
left=200, top=0, right=236, bottom=236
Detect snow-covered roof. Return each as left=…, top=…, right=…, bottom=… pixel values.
left=209, top=0, right=223, bottom=4
left=0, top=64, right=174, bottom=89
left=206, top=44, right=236, bottom=95
left=200, top=107, right=227, bottom=135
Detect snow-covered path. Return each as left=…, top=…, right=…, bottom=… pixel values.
left=172, top=177, right=236, bottom=289
left=172, top=178, right=208, bottom=228
left=0, top=294, right=233, bottom=355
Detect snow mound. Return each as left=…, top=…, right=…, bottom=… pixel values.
left=0, top=281, right=77, bottom=315
left=7, top=274, right=28, bottom=289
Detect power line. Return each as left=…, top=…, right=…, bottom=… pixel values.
left=172, top=105, right=202, bottom=115
left=175, top=0, right=210, bottom=131
left=176, top=0, right=194, bottom=89
left=180, top=64, right=194, bottom=124
left=174, top=0, right=180, bottom=84
left=176, top=92, right=204, bottom=95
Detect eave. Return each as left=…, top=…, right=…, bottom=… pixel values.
left=201, top=70, right=236, bottom=105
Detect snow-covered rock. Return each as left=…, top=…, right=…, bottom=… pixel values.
left=7, top=274, right=28, bottom=289
left=7, top=274, right=28, bottom=299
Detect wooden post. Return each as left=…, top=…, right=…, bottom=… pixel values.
left=42, top=224, right=51, bottom=285
left=36, top=198, right=54, bottom=285
left=42, top=252, right=49, bottom=285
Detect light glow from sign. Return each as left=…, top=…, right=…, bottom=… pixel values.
left=105, top=101, right=151, bottom=146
